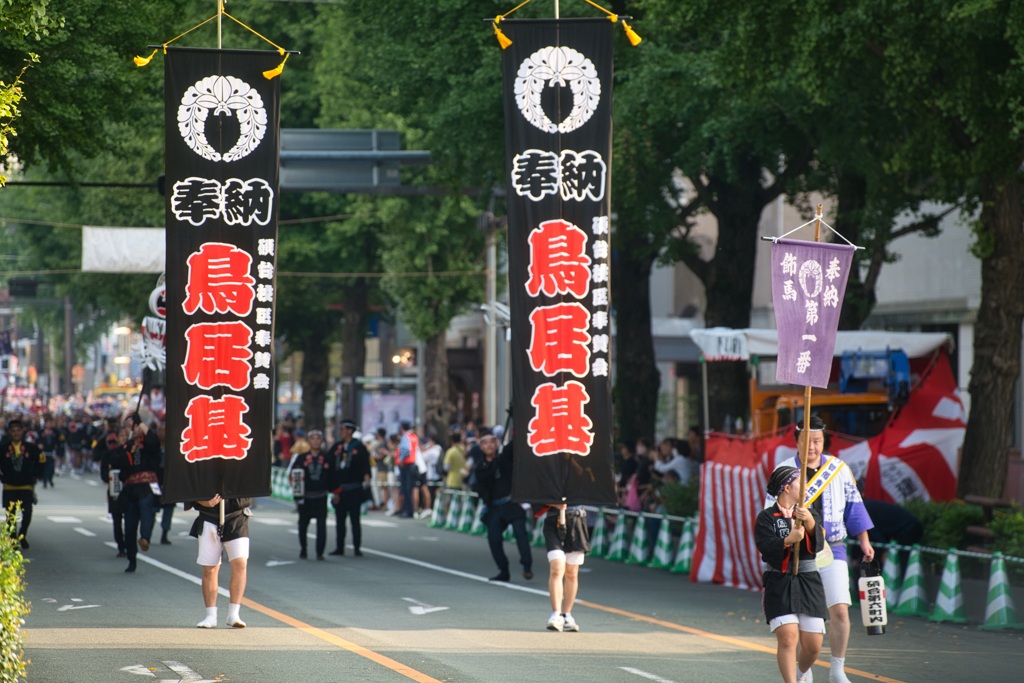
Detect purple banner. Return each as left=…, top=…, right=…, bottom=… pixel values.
left=770, top=239, right=855, bottom=388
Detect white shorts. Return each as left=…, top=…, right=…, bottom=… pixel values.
left=769, top=613, right=827, bottom=634
left=196, top=521, right=249, bottom=567
left=819, top=556, right=852, bottom=607
left=547, top=550, right=585, bottom=566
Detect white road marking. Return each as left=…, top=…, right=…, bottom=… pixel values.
left=120, top=662, right=217, bottom=683
left=121, top=664, right=156, bottom=677
left=57, top=603, right=99, bottom=612
left=74, top=527, right=97, bottom=537
left=265, top=560, right=296, bottom=567
left=165, top=660, right=216, bottom=682
left=402, top=597, right=449, bottom=615
left=620, top=667, right=679, bottom=683
left=360, top=519, right=397, bottom=528
left=47, top=516, right=83, bottom=523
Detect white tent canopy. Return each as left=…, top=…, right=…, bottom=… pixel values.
left=689, top=327, right=953, bottom=362
left=81, top=226, right=165, bottom=273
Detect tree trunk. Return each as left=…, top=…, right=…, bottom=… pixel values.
left=422, top=330, right=451, bottom=446
left=340, top=280, right=369, bottom=378
left=612, top=236, right=660, bottom=445
left=299, top=334, right=330, bottom=431
left=958, top=174, right=1024, bottom=498
left=702, top=179, right=764, bottom=432
left=338, top=279, right=369, bottom=425
left=834, top=172, right=877, bottom=330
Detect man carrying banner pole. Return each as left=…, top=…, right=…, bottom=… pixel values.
left=765, top=208, right=875, bottom=683
left=191, top=493, right=252, bottom=628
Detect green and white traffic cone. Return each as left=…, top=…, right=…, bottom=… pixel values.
left=625, top=512, right=651, bottom=565
left=503, top=520, right=515, bottom=542
left=458, top=496, right=475, bottom=533
left=980, top=552, right=1024, bottom=630
left=469, top=499, right=487, bottom=536
left=427, top=491, right=445, bottom=528
left=881, top=540, right=903, bottom=610
left=589, top=508, right=608, bottom=558
left=930, top=549, right=967, bottom=623
left=894, top=545, right=930, bottom=618
left=605, top=511, right=629, bottom=562
left=671, top=518, right=695, bottom=574
left=531, top=515, right=546, bottom=547
left=444, top=491, right=463, bottom=530
left=647, top=516, right=675, bottom=569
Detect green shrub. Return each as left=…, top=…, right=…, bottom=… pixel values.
left=660, top=479, right=700, bottom=520
left=1, top=508, right=29, bottom=683
left=989, top=506, right=1024, bottom=583
left=902, top=498, right=984, bottom=550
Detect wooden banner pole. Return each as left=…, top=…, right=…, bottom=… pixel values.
left=792, top=203, right=823, bottom=575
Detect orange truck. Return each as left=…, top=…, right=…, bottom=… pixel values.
left=690, top=328, right=955, bottom=439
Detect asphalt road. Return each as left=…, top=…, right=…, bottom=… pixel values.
left=15, top=473, right=1024, bottom=683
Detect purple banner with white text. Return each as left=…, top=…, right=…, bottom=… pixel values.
left=770, top=239, right=855, bottom=388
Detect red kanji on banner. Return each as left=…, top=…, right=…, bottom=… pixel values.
left=528, top=303, right=591, bottom=377
left=527, top=380, right=595, bottom=456
left=181, top=394, right=253, bottom=462
left=183, top=242, right=256, bottom=316
left=525, top=219, right=592, bottom=298
left=182, top=321, right=254, bottom=391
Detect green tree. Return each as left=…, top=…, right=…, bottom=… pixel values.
left=0, top=0, right=57, bottom=185
left=319, top=1, right=500, bottom=434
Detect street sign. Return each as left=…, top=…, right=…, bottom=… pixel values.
left=279, top=129, right=430, bottom=192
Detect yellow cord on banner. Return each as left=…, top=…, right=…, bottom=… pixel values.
left=134, top=13, right=218, bottom=66
left=493, top=0, right=533, bottom=49
left=491, top=0, right=641, bottom=50
left=580, top=0, right=643, bottom=45
left=132, top=9, right=292, bottom=78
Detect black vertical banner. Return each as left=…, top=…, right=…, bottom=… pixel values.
left=163, top=48, right=280, bottom=502
left=501, top=19, right=617, bottom=506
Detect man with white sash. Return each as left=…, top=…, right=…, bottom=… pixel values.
left=766, top=416, right=874, bottom=683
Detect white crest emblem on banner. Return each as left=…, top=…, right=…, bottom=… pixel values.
left=178, top=75, right=268, bottom=162
left=515, top=46, right=601, bottom=134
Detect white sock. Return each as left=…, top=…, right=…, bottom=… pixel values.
left=226, top=603, right=245, bottom=627
left=830, top=657, right=844, bottom=671
left=197, top=607, right=217, bottom=628
left=550, top=611, right=561, bottom=620
left=563, top=612, right=572, bottom=620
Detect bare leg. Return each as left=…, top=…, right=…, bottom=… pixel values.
left=797, top=630, right=822, bottom=674
left=828, top=603, right=850, bottom=659
left=228, top=557, right=247, bottom=604
left=548, top=558, right=565, bottom=612
left=775, top=623, right=799, bottom=683
left=201, top=565, right=220, bottom=608
left=562, top=564, right=580, bottom=614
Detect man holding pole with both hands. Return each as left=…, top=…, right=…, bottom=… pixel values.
left=767, top=416, right=874, bottom=683
left=189, top=494, right=253, bottom=629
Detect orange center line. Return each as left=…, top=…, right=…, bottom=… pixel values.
left=240, top=597, right=443, bottom=683
left=575, top=599, right=908, bottom=683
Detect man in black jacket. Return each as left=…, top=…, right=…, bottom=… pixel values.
left=475, top=434, right=533, bottom=582
left=191, top=494, right=253, bottom=628
left=329, top=421, right=372, bottom=556
left=117, top=415, right=162, bottom=573
left=0, top=418, right=46, bottom=548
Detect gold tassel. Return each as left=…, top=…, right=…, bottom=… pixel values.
left=133, top=48, right=158, bottom=67
left=493, top=18, right=512, bottom=49
left=263, top=51, right=289, bottom=80
left=622, top=20, right=642, bottom=46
